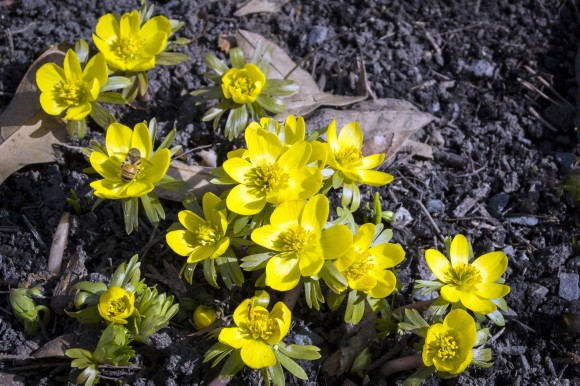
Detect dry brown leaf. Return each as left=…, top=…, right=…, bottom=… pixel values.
left=235, top=29, right=369, bottom=119
left=156, top=160, right=219, bottom=202
left=234, top=0, right=290, bottom=17
left=308, top=99, right=437, bottom=162
left=0, top=44, right=69, bottom=185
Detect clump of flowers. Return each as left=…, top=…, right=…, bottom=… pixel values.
left=93, top=0, right=189, bottom=102
left=205, top=291, right=320, bottom=384
left=84, top=119, right=182, bottom=234
left=192, top=42, right=298, bottom=140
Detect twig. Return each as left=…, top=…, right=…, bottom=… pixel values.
left=379, top=354, right=423, bottom=377
left=518, top=78, right=563, bottom=107
left=414, top=200, right=444, bottom=243
left=523, top=65, right=574, bottom=108
left=48, top=212, right=70, bottom=274
left=528, top=106, right=558, bottom=132
left=22, top=214, right=47, bottom=250
left=486, top=327, right=505, bottom=345
left=393, top=299, right=435, bottom=314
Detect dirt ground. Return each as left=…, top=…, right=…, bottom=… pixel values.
left=1, top=0, right=580, bottom=385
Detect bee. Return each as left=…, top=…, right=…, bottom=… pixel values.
left=120, top=148, right=143, bottom=183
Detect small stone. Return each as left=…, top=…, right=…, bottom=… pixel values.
left=506, top=216, right=538, bottom=226
left=502, top=245, right=515, bottom=257
left=426, top=199, right=445, bottom=215
left=489, top=192, right=510, bottom=217
left=517, top=355, right=531, bottom=375
left=559, top=273, right=580, bottom=301
left=530, top=284, right=549, bottom=300
left=469, top=59, right=495, bottom=78
left=307, top=26, right=328, bottom=47
left=295, top=326, right=323, bottom=346
left=393, top=207, right=413, bottom=228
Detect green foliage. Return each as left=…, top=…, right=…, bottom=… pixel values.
left=9, top=287, right=50, bottom=336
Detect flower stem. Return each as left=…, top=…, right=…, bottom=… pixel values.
left=379, top=354, right=423, bottom=377
left=282, top=282, right=304, bottom=312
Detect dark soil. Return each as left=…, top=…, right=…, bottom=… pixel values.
left=1, top=0, right=580, bottom=385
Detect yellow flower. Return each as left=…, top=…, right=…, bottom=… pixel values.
left=219, top=294, right=291, bottom=369
left=193, top=305, right=218, bottom=330
left=422, top=309, right=477, bottom=374
left=221, top=63, right=266, bottom=104
left=223, top=126, right=322, bottom=215
left=36, top=49, right=107, bottom=120
left=251, top=195, right=352, bottom=291
left=89, top=122, right=171, bottom=199
left=97, top=286, right=135, bottom=324
left=425, top=234, right=510, bottom=314
left=326, top=120, right=393, bottom=186
left=93, top=10, right=172, bottom=72
left=334, top=223, right=405, bottom=298
left=166, top=192, right=230, bottom=263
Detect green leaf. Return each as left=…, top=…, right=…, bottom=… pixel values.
left=101, top=76, right=132, bottom=92
left=156, top=52, right=190, bottom=66
left=256, top=95, right=286, bottom=114
left=140, top=192, right=165, bottom=224
left=304, top=277, right=324, bottom=310
left=203, top=258, right=219, bottom=288
left=216, top=251, right=245, bottom=289
left=137, top=71, right=148, bottom=97
left=261, top=79, right=298, bottom=96
left=402, top=364, right=435, bottom=386
left=251, top=40, right=271, bottom=75
left=486, top=310, right=505, bottom=326
left=472, top=348, right=492, bottom=362
left=241, top=252, right=274, bottom=271
left=372, top=227, right=393, bottom=246
left=490, top=297, right=508, bottom=312
left=204, top=53, right=229, bottom=75
left=74, top=39, right=90, bottom=67
left=180, top=262, right=197, bottom=285
left=191, top=86, right=224, bottom=99
left=326, top=290, right=346, bottom=311
left=229, top=47, right=246, bottom=68
left=345, top=290, right=365, bottom=325
left=89, top=102, right=116, bottom=130
left=404, top=309, right=430, bottom=329
left=66, top=348, right=93, bottom=360
left=278, top=344, right=321, bottom=361
left=267, top=360, right=285, bottom=386
left=225, top=104, right=249, bottom=140
left=475, top=328, right=490, bottom=347
left=319, top=261, right=347, bottom=294
left=274, top=351, right=308, bottom=380
left=97, top=92, right=127, bottom=105
left=219, top=349, right=244, bottom=380
left=204, top=342, right=234, bottom=364
left=123, top=197, right=140, bottom=234
left=202, top=100, right=232, bottom=121
left=65, top=307, right=102, bottom=324
left=71, top=281, right=108, bottom=294
left=425, top=296, right=450, bottom=320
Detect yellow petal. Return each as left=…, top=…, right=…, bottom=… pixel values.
left=440, top=284, right=462, bottom=302
left=360, top=153, right=385, bottom=169
left=354, top=169, right=394, bottom=186
left=126, top=180, right=154, bottom=197
left=248, top=128, right=282, bottom=167
left=475, top=282, right=510, bottom=299
left=372, top=243, right=405, bottom=268
left=353, top=223, right=375, bottom=251
left=218, top=327, right=248, bottom=349
left=130, top=57, right=156, bottom=72
left=130, top=123, right=153, bottom=159
left=241, top=339, right=276, bottom=369
left=368, top=270, right=397, bottom=298
left=351, top=274, right=377, bottom=293
left=83, top=52, right=108, bottom=91
left=425, top=249, right=451, bottom=282
left=233, top=299, right=253, bottom=326
left=90, top=179, right=128, bottom=200
left=226, top=184, right=266, bottom=215
left=202, top=192, right=225, bottom=229
left=333, top=249, right=356, bottom=272
left=106, top=123, right=133, bottom=157
left=211, top=237, right=230, bottom=258
left=444, top=309, right=477, bottom=347
left=298, top=251, right=324, bottom=277
left=301, top=195, right=328, bottom=233
left=283, top=115, right=305, bottom=145
left=450, top=234, right=469, bottom=267
left=447, top=349, right=473, bottom=375
left=460, top=292, right=496, bottom=314
left=252, top=225, right=286, bottom=251
left=187, top=245, right=215, bottom=263
left=63, top=50, right=82, bottom=80
left=64, top=103, right=91, bottom=121
left=337, top=121, right=363, bottom=151
left=472, top=251, right=507, bottom=282
left=269, top=200, right=303, bottom=228
left=90, top=152, right=121, bottom=182
left=120, top=10, right=140, bottom=39
left=95, top=13, right=120, bottom=42
left=141, top=30, right=169, bottom=56
left=326, top=120, right=339, bottom=153
left=178, top=210, right=205, bottom=233
left=39, top=92, right=66, bottom=116
left=139, top=149, right=170, bottom=184
left=166, top=229, right=197, bottom=256
left=320, top=224, right=352, bottom=260
left=36, top=63, right=66, bottom=93
left=267, top=302, right=291, bottom=344
left=278, top=141, right=311, bottom=173
left=223, top=157, right=253, bottom=183
left=265, top=254, right=300, bottom=291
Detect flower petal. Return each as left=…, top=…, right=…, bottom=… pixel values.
left=139, top=149, right=170, bottom=184
left=95, top=13, right=120, bottom=42
left=223, top=157, right=253, bottom=183
left=300, top=194, right=328, bottom=233
left=187, top=245, right=215, bottom=264
left=166, top=229, right=197, bottom=256
left=226, top=184, right=266, bottom=215
left=218, top=327, right=248, bottom=349
left=126, top=180, right=154, bottom=197
left=353, top=223, right=375, bottom=251
left=360, top=153, right=385, bottom=169
left=472, top=251, right=508, bottom=283
left=265, top=254, right=300, bottom=291
left=425, top=249, right=451, bottom=282
left=247, top=128, right=282, bottom=167
left=337, top=121, right=363, bottom=151
left=450, top=234, right=469, bottom=267
left=326, top=120, right=339, bottom=153
left=39, top=92, right=66, bottom=116
left=320, top=224, right=352, bottom=260
left=202, top=192, right=225, bottom=229
left=278, top=141, right=311, bottom=172
left=63, top=49, right=82, bottom=80
left=440, top=284, right=462, bottom=302
left=372, top=243, right=405, bottom=268
left=460, top=292, right=497, bottom=314
left=241, top=339, right=276, bottom=369
left=178, top=210, right=205, bottom=233
left=83, top=52, right=108, bottom=90
left=106, top=123, right=133, bottom=157
left=233, top=299, right=253, bottom=326
left=368, top=270, right=397, bottom=298
left=266, top=302, right=292, bottom=344
left=211, top=237, right=230, bottom=258
left=90, top=179, right=128, bottom=199
left=475, top=282, right=510, bottom=299
left=64, top=103, right=91, bottom=121
left=298, top=251, right=324, bottom=277
left=444, top=309, right=477, bottom=348
left=36, top=63, right=66, bottom=93
left=269, top=200, right=303, bottom=228
left=251, top=225, right=286, bottom=251
left=354, top=169, right=394, bottom=186
left=90, top=152, right=121, bottom=182
left=130, top=123, right=153, bottom=159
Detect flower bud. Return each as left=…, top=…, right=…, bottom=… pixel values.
left=193, top=305, right=218, bottom=330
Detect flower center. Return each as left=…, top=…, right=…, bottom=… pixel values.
left=335, top=146, right=362, bottom=168
left=107, top=297, right=129, bottom=317
left=345, top=252, right=374, bottom=281
left=58, top=81, right=84, bottom=106
left=195, top=224, right=218, bottom=246
left=115, top=37, right=141, bottom=61
left=247, top=306, right=275, bottom=340
left=435, top=334, right=459, bottom=360
left=234, top=76, right=257, bottom=96
left=281, top=225, right=316, bottom=255
left=448, top=264, right=482, bottom=290
left=248, top=164, right=288, bottom=197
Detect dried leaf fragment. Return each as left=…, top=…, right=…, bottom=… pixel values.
left=234, top=0, right=290, bottom=17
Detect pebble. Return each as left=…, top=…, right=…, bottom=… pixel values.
left=393, top=207, right=413, bottom=228
left=555, top=152, right=574, bottom=170
left=506, top=216, right=538, bottom=226
left=469, top=59, right=495, bottom=78
left=294, top=326, right=323, bottom=346
left=502, top=245, right=515, bottom=257
left=307, top=26, right=328, bottom=47
left=559, top=273, right=580, bottom=301
left=426, top=199, right=445, bottom=215
left=530, top=284, right=549, bottom=300
left=517, top=355, right=531, bottom=375
left=489, top=192, right=510, bottom=217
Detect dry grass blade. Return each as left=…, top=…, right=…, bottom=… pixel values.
left=0, top=44, right=69, bottom=186
left=234, top=0, right=290, bottom=17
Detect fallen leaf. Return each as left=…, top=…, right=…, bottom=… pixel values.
left=0, top=44, right=69, bottom=186
left=217, top=34, right=236, bottom=53
left=156, top=160, right=220, bottom=202
left=235, top=29, right=369, bottom=119
left=234, top=0, right=290, bottom=17
left=308, top=99, right=437, bottom=162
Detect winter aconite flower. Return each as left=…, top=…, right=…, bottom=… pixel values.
left=193, top=44, right=298, bottom=140
left=422, top=309, right=477, bottom=375
left=334, top=223, right=405, bottom=298
left=36, top=49, right=107, bottom=121
left=193, top=305, right=218, bottom=330
left=219, top=292, right=291, bottom=369
left=326, top=120, right=394, bottom=210
left=89, top=122, right=171, bottom=199
left=425, top=234, right=510, bottom=314
left=222, top=126, right=322, bottom=216
left=251, top=195, right=352, bottom=291
left=166, top=192, right=230, bottom=263
left=93, top=10, right=172, bottom=72
left=97, top=286, right=135, bottom=324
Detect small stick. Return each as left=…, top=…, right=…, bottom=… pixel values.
left=518, top=78, right=563, bottom=107
left=22, top=214, right=47, bottom=250
left=414, top=200, right=444, bottom=243
left=393, top=299, right=435, bottom=314
left=48, top=212, right=70, bottom=274
left=528, top=106, right=558, bottom=132
left=379, top=354, right=423, bottom=377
